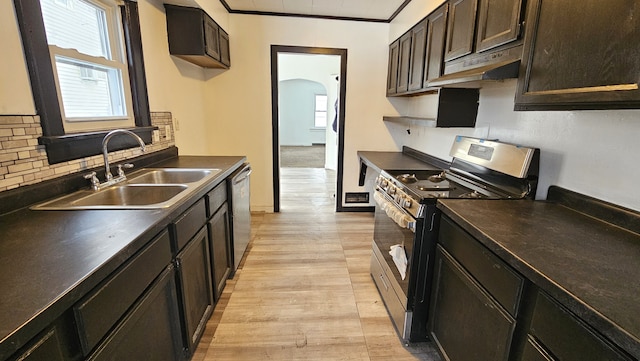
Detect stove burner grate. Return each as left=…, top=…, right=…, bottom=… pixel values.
left=396, top=174, right=419, bottom=184
left=427, top=171, right=447, bottom=183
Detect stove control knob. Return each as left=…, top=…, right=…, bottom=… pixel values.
left=402, top=197, right=412, bottom=208
left=388, top=186, right=397, bottom=195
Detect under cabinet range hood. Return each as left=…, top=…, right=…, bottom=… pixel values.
left=428, top=43, right=524, bottom=87
left=427, top=59, right=521, bottom=87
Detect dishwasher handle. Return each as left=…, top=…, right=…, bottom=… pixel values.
left=232, top=165, right=252, bottom=185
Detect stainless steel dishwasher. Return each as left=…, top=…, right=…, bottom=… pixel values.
left=227, top=163, right=251, bottom=274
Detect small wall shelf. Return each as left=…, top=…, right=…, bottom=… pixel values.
left=383, top=116, right=437, bottom=127
left=384, top=88, right=479, bottom=128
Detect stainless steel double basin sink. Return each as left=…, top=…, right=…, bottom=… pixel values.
left=32, top=168, right=221, bottom=210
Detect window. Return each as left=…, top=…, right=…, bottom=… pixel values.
left=314, top=94, right=328, bottom=128
left=40, top=0, right=134, bottom=132
left=14, top=0, right=153, bottom=164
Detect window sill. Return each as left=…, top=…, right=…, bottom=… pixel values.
left=38, top=126, right=157, bottom=164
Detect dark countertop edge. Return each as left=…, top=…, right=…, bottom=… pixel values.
left=436, top=200, right=640, bottom=359
left=357, top=147, right=450, bottom=173
left=0, top=155, right=246, bottom=360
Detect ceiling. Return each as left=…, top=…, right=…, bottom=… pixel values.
left=218, top=0, right=412, bottom=22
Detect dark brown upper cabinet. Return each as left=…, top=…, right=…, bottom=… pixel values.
left=388, top=3, right=449, bottom=96
left=423, top=3, right=449, bottom=86
left=386, top=40, right=400, bottom=95
left=219, top=28, right=231, bottom=67
left=444, top=0, right=478, bottom=62
left=408, top=20, right=428, bottom=92
left=439, top=0, right=524, bottom=81
left=515, top=0, right=640, bottom=110
left=476, top=0, right=524, bottom=53
left=397, top=33, right=413, bottom=93
left=165, top=4, right=230, bottom=69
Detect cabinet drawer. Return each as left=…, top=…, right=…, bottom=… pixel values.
left=439, top=215, right=524, bottom=316
left=206, top=181, right=227, bottom=217
left=73, top=230, right=172, bottom=355
left=8, top=310, right=80, bottom=361
left=87, top=265, right=184, bottom=361
left=173, top=198, right=206, bottom=251
left=529, top=291, right=632, bottom=361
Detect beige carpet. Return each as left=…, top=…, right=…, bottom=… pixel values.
left=280, top=145, right=325, bottom=168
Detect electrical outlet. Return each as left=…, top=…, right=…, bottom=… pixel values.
left=165, top=125, right=171, bottom=140
left=153, top=130, right=160, bottom=142
left=174, top=118, right=180, bottom=131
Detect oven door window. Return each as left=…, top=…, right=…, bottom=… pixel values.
left=374, top=203, right=415, bottom=296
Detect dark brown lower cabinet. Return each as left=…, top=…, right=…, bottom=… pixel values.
left=526, top=291, right=632, bottom=361
left=521, top=337, right=554, bottom=361
left=176, top=226, right=214, bottom=354
left=8, top=311, right=81, bottom=361
left=209, top=202, right=232, bottom=301
left=87, top=265, right=184, bottom=361
left=429, top=245, right=516, bottom=361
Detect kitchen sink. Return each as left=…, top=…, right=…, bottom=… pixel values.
left=31, top=168, right=221, bottom=210
left=126, top=168, right=219, bottom=184
left=76, top=185, right=187, bottom=206
left=32, top=185, right=188, bottom=210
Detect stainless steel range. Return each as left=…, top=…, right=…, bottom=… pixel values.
left=370, top=136, right=540, bottom=343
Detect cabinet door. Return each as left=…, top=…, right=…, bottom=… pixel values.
left=203, top=16, right=220, bottom=61
left=219, top=28, right=230, bottom=67
left=408, top=20, right=427, bottom=91
left=429, top=245, right=515, bottom=361
left=87, top=266, right=184, bottom=361
left=515, top=0, right=640, bottom=110
left=386, top=40, right=400, bottom=95
left=74, top=230, right=172, bottom=355
left=209, top=203, right=232, bottom=301
left=444, top=0, right=478, bottom=61
left=423, top=3, right=448, bottom=85
left=528, top=291, right=632, bottom=361
left=475, top=0, right=523, bottom=52
left=521, top=337, right=554, bottom=361
left=396, top=33, right=413, bottom=93
left=176, top=227, right=214, bottom=354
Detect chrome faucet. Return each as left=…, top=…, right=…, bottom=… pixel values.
left=103, top=129, right=146, bottom=181
left=85, top=129, right=146, bottom=190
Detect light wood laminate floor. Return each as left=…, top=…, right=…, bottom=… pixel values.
left=195, top=168, right=441, bottom=360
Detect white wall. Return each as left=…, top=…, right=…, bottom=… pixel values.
left=0, top=1, right=35, bottom=114
left=138, top=0, right=224, bottom=155
left=388, top=1, right=640, bottom=212
left=278, top=79, right=327, bottom=146
left=203, top=14, right=396, bottom=212
left=0, top=0, right=229, bottom=156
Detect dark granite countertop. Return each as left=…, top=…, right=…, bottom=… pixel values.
left=0, top=155, right=245, bottom=359
left=358, top=151, right=449, bottom=172
left=437, top=199, right=640, bottom=359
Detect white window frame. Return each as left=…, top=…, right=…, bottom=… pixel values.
left=45, top=0, right=135, bottom=133
left=314, top=94, right=328, bottom=128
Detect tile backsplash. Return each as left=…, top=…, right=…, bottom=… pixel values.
left=0, top=112, right=175, bottom=192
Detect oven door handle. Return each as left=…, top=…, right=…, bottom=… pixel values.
left=374, top=190, right=416, bottom=233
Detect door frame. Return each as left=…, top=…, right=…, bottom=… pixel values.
left=270, top=45, right=348, bottom=212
